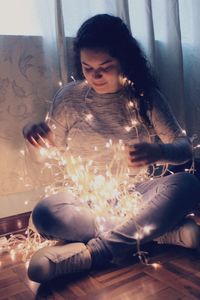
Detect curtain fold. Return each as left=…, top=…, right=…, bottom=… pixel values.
left=55, top=0, right=68, bottom=84
left=129, top=0, right=156, bottom=66
left=115, top=0, right=131, bottom=29
left=152, top=0, right=185, bottom=126
left=128, top=0, right=200, bottom=134
left=179, top=0, right=200, bottom=141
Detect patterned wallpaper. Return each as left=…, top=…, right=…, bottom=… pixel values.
left=0, top=36, right=60, bottom=199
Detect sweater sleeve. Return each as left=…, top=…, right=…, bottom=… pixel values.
left=151, top=89, right=192, bottom=165
left=47, top=88, right=69, bottom=147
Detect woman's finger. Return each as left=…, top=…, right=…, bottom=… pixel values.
left=130, top=155, right=147, bottom=163
left=24, top=123, right=53, bottom=148
left=129, top=149, right=146, bottom=157
left=39, top=123, right=55, bottom=146
left=128, top=160, right=148, bottom=168
left=29, top=136, right=41, bottom=148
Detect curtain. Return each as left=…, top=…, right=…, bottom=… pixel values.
left=129, top=0, right=200, bottom=142
left=0, top=0, right=200, bottom=217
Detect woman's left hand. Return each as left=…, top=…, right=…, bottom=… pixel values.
left=127, top=142, right=162, bottom=168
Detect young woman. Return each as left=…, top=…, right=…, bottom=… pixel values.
left=23, top=14, right=200, bottom=283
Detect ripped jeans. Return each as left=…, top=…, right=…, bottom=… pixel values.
left=32, top=172, right=200, bottom=265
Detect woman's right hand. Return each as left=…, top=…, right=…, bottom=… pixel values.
left=22, top=122, right=54, bottom=148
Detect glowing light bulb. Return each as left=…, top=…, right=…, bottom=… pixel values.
left=39, top=148, right=48, bottom=157
left=151, top=263, right=161, bottom=270
left=20, top=150, right=25, bottom=156
left=106, top=142, right=111, bottom=148
left=88, top=160, right=93, bottom=166
left=85, top=113, right=93, bottom=121
left=70, top=75, right=76, bottom=82
left=128, top=101, right=134, bottom=108
left=45, top=113, right=49, bottom=122
left=125, top=126, right=132, bottom=132
left=131, top=119, right=138, bottom=126
left=134, top=232, right=143, bottom=240
left=188, top=213, right=195, bottom=217
left=17, top=243, right=23, bottom=249
left=25, top=260, right=30, bottom=270
left=143, top=225, right=154, bottom=235
left=10, top=249, right=16, bottom=261
left=109, top=139, right=113, bottom=145
left=59, top=157, right=67, bottom=166
left=99, top=225, right=105, bottom=232
left=58, top=81, right=63, bottom=86
left=182, top=129, right=186, bottom=134
left=92, top=175, right=105, bottom=189
left=17, top=220, right=22, bottom=229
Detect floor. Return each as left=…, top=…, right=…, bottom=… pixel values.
left=0, top=243, right=200, bottom=300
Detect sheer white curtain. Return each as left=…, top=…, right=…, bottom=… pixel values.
left=128, top=0, right=200, bottom=142
left=179, top=0, right=200, bottom=139
left=1, top=0, right=200, bottom=217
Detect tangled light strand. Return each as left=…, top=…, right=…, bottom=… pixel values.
left=39, top=140, right=146, bottom=220
left=0, top=139, right=151, bottom=266
left=1, top=80, right=197, bottom=270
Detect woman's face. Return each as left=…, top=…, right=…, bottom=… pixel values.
left=80, top=48, right=123, bottom=94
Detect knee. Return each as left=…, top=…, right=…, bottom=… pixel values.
left=172, top=172, right=200, bottom=194
left=174, top=172, right=199, bottom=185
left=31, top=200, right=54, bottom=235
left=28, top=249, right=55, bottom=283
left=31, top=192, right=78, bottom=235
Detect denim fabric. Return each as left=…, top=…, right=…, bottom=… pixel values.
left=87, top=172, right=200, bottom=266
left=32, top=173, right=200, bottom=265
left=32, top=191, right=98, bottom=243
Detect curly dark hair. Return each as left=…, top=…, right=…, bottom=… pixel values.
left=74, top=14, right=158, bottom=128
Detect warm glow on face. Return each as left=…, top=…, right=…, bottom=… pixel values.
left=80, top=48, right=123, bottom=94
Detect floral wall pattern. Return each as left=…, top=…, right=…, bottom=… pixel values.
left=0, top=36, right=60, bottom=216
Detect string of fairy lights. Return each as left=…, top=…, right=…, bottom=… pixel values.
left=0, top=78, right=198, bottom=271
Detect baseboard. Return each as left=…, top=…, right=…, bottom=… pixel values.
left=0, top=211, right=31, bottom=236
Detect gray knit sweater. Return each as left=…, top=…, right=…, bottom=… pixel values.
left=48, top=80, right=192, bottom=174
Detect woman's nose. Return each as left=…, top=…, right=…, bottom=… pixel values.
left=93, top=70, right=102, bottom=79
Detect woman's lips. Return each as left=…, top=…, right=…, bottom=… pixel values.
left=93, top=82, right=107, bottom=87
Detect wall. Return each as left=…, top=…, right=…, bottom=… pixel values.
left=0, top=35, right=59, bottom=217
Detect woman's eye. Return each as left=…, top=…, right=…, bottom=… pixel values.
left=103, top=66, right=114, bottom=72
left=82, top=66, right=93, bottom=72
left=84, top=68, right=93, bottom=72
left=83, top=65, right=114, bottom=73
